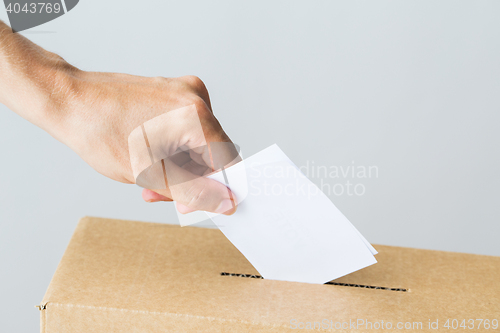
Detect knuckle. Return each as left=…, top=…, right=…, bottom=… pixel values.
left=181, top=95, right=211, bottom=118
left=179, top=75, right=208, bottom=94
left=182, top=75, right=205, bottom=88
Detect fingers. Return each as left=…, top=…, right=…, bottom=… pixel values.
left=142, top=189, right=173, bottom=202
left=132, top=97, right=239, bottom=216
left=175, top=178, right=236, bottom=215
left=170, top=108, right=239, bottom=214
left=196, top=112, right=241, bottom=172
left=175, top=202, right=195, bottom=214
left=174, top=199, right=235, bottom=215
left=162, top=158, right=237, bottom=215
left=181, top=159, right=210, bottom=176
left=153, top=178, right=236, bottom=215
left=138, top=146, right=238, bottom=215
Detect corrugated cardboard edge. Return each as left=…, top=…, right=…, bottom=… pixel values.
left=39, top=303, right=46, bottom=333
left=36, top=215, right=83, bottom=333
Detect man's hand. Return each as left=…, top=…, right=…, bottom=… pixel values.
left=0, top=20, right=236, bottom=215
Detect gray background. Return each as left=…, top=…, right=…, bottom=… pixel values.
left=1, top=1, right=499, bottom=331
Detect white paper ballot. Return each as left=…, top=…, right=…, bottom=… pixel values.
left=178, top=144, right=377, bottom=284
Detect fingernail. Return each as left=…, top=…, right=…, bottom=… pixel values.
left=215, top=199, right=234, bottom=214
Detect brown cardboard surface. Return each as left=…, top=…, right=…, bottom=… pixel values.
left=39, top=217, right=500, bottom=332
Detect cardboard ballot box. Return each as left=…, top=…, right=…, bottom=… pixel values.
left=39, top=217, right=499, bottom=332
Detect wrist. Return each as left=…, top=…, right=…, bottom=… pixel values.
left=32, top=63, right=82, bottom=140
left=0, top=23, right=81, bottom=139
left=8, top=59, right=81, bottom=140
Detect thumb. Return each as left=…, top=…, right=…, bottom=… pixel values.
left=161, top=157, right=237, bottom=215
left=171, top=175, right=236, bottom=215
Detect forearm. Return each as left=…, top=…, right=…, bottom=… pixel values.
left=0, top=20, right=78, bottom=137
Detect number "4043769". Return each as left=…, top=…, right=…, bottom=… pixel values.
left=6, top=2, right=62, bottom=14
